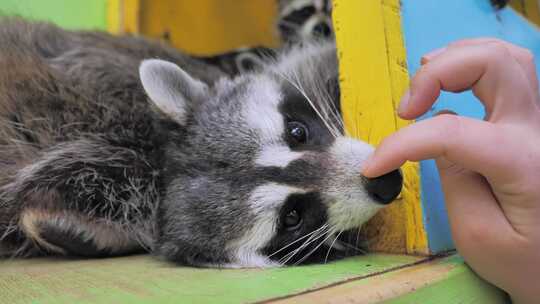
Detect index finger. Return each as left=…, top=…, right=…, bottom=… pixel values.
left=362, top=114, right=523, bottom=183
left=399, top=42, right=539, bottom=123
left=445, top=38, right=539, bottom=94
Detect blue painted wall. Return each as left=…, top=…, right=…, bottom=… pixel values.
left=401, top=0, right=540, bottom=252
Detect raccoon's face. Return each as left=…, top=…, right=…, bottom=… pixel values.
left=139, top=42, right=402, bottom=268
left=278, top=0, right=334, bottom=42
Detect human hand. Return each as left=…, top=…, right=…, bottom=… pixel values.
left=362, top=39, right=540, bottom=303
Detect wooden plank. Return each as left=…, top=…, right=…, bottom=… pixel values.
left=136, top=0, right=280, bottom=56
left=122, top=0, right=140, bottom=34
left=268, top=255, right=508, bottom=304
left=510, top=0, right=540, bottom=25
left=106, top=0, right=122, bottom=34
left=333, top=0, right=427, bottom=254
left=0, top=254, right=422, bottom=304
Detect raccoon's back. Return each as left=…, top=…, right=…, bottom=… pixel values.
left=0, top=18, right=225, bottom=184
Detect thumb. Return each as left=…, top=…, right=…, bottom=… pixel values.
left=435, top=159, right=517, bottom=290
left=435, top=157, right=510, bottom=242
left=428, top=112, right=516, bottom=244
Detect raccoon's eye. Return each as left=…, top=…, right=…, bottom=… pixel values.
left=284, top=209, right=302, bottom=230
left=287, top=121, right=308, bottom=144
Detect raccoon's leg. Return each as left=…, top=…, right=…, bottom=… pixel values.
left=3, top=139, right=159, bottom=257
left=19, top=207, right=141, bottom=257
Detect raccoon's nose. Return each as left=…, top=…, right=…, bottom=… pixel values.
left=364, top=169, right=403, bottom=205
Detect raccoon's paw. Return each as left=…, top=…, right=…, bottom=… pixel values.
left=19, top=209, right=142, bottom=257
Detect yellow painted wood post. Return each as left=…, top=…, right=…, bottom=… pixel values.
left=106, top=0, right=121, bottom=34
left=333, top=0, right=428, bottom=254
left=134, top=0, right=279, bottom=56
left=108, top=1, right=279, bottom=54
left=106, top=0, right=140, bottom=34
left=509, top=0, right=540, bottom=25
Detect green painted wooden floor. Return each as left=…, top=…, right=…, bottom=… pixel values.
left=0, top=254, right=508, bottom=303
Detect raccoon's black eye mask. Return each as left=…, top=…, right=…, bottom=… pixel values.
left=491, top=0, right=509, bottom=9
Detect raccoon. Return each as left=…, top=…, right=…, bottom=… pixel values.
left=206, top=0, right=334, bottom=76
left=277, top=0, right=333, bottom=42
left=490, top=0, right=509, bottom=9
left=0, top=18, right=402, bottom=268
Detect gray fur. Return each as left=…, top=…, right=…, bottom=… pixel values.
left=277, top=0, right=333, bottom=42
left=0, top=17, right=224, bottom=258
left=0, top=18, right=402, bottom=267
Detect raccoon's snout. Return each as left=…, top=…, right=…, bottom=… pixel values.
left=364, top=169, right=403, bottom=204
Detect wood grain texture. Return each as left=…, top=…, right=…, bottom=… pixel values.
left=134, top=0, right=280, bottom=56
left=510, top=0, right=540, bottom=25
left=333, top=0, right=427, bottom=254
left=122, top=0, right=141, bottom=34
left=105, top=0, right=140, bottom=34
left=106, top=0, right=122, bottom=34
left=0, top=254, right=422, bottom=304
left=269, top=255, right=509, bottom=304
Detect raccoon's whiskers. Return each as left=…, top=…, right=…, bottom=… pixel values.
left=278, top=225, right=329, bottom=265
left=280, top=232, right=327, bottom=265
left=274, top=71, right=339, bottom=139
left=294, top=226, right=337, bottom=265
left=318, top=80, right=344, bottom=134
left=340, top=237, right=366, bottom=254
left=319, top=94, right=341, bottom=137
left=324, top=230, right=343, bottom=264
left=355, top=227, right=363, bottom=253
left=278, top=224, right=330, bottom=265
left=296, top=73, right=341, bottom=138
left=269, top=223, right=327, bottom=258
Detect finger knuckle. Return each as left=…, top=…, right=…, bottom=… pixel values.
left=485, top=41, right=512, bottom=58
left=416, top=62, right=432, bottom=76
left=410, top=64, right=431, bottom=90
left=413, top=63, right=440, bottom=88
left=520, top=48, right=535, bottom=64
left=433, top=113, right=461, bottom=136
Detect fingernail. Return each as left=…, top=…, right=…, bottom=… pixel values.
left=434, top=109, right=457, bottom=116
left=397, top=89, right=411, bottom=115
left=421, top=47, right=447, bottom=64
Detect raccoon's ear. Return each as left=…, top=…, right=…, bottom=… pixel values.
left=139, top=59, right=208, bottom=125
